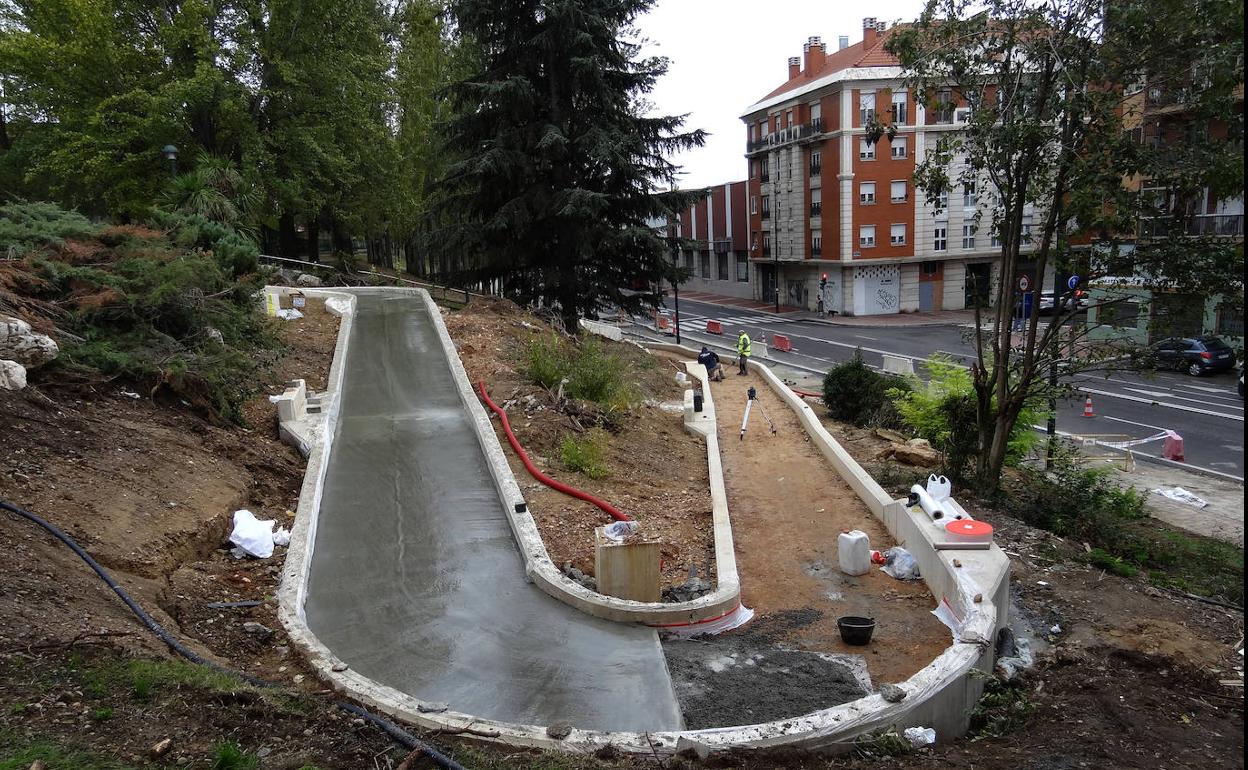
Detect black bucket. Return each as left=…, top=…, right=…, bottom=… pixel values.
left=837, top=616, right=876, bottom=646
left=693, top=391, right=704, bottom=412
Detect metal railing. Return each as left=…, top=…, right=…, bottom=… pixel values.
left=258, top=254, right=474, bottom=305
left=745, top=120, right=826, bottom=154
left=1138, top=214, right=1244, bottom=238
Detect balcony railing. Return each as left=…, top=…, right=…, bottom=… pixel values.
left=745, top=120, right=825, bottom=154
left=1138, top=214, right=1244, bottom=238
left=809, top=164, right=821, bottom=176
left=761, top=210, right=771, bottom=220
left=811, top=245, right=822, bottom=257
left=810, top=203, right=822, bottom=216
left=760, top=172, right=770, bottom=182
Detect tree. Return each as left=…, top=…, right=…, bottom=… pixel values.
left=885, top=0, right=1242, bottom=492
left=437, top=0, right=705, bottom=333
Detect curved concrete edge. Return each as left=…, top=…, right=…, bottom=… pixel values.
left=271, top=291, right=1011, bottom=756
left=424, top=295, right=741, bottom=625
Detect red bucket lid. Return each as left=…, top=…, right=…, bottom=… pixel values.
left=946, top=520, right=994, bottom=537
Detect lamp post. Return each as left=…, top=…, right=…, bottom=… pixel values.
left=667, top=235, right=682, bottom=345
left=161, top=144, right=179, bottom=178
left=774, top=235, right=780, bottom=313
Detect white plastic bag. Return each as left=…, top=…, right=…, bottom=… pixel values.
left=272, top=527, right=292, bottom=547
left=881, top=546, right=921, bottom=580
left=229, top=509, right=276, bottom=558
left=603, top=520, right=640, bottom=541
left=837, top=530, right=871, bottom=576
left=903, top=726, right=935, bottom=747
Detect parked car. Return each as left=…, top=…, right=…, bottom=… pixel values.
left=1038, top=289, right=1085, bottom=314
left=1148, top=335, right=1237, bottom=376
left=1238, top=365, right=1244, bottom=398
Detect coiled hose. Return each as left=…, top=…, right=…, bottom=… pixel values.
left=477, top=380, right=630, bottom=522
left=0, top=499, right=467, bottom=770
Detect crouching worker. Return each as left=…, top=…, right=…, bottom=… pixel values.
left=697, top=346, right=725, bottom=381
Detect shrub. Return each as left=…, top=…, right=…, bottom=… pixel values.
left=566, top=337, right=636, bottom=409
left=0, top=201, right=98, bottom=258
left=212, top=742, right=260, bottom=770
left=822, top=350, right=911, bottom=428
left=560, top=430, right=610, bottom=479
left=968, top=674, right=1035, bottom=740
left=524, top=335, right=570, bottom=389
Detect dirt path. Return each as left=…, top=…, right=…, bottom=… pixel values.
left=709, top=366, right=950, bottom=686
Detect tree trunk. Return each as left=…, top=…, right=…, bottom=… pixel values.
left=330, top=218, right=352, bottom=256
left=304, top=218, right=320, bottom=263
left=278, top=212, right=299, bottom=258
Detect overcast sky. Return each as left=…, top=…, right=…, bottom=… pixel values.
left=635, top=0, right=925, bottom=190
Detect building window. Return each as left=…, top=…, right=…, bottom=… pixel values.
left=700, top=252, right=711, bottom=278
left=935, top=88, right=954, bottom=123
left=891, top=90, right=908, bottom=124
left=859, top=91, right=876, bottom=125
left=937, top=191, right=949, bottom=213
left=860, top=182, right=876, bottom=204
left=785, top=109, right=793, bottom=128
left=859, top=139, right=876, bottom=160
left=963, top=181, right=977, bottom=208
left=683, top=251, right=694, bottom=272
left=736, top=254, right=749, bottom=282
left=750, top=196, right=757, bottom=215
left=962, top=224, right=976, bottom=249
left=1217, top=304, right=1244, bottom=336
left=760, top=158, right=770, bottom=182
left=1021, top=214, right=1034, bottom=243
left=890, top=223, right=906, bottom=246
left=761, top=195, right=770, bottom=220
left=859, top=225, right=876, bottom=248
left=811, top=234, right=822, bottom=256
left=761, top=232, right=771, bottom=255
left=717, top=253, right=729, bottom=281
left=934, top=226, right=947, bottom=251
left=810, top=150, right=822, bottom=176
left=890, top=138, right=907, bottom=158
left=991, top=232, right=1001, bottom=248
left=891, top=180, right=907, bottom=202
left=922, top=261, right=941, bottom=277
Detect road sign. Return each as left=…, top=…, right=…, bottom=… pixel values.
left=1019, top=275, right=1031, bottom=292
left=1067, top=274, right=1081, bottom=290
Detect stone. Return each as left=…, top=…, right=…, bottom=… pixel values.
left=242, top=621, right=273, bottom=640
left=0, top=359, right=26, bottom=390
left=296, top=273, right=322, bottom=287
left=0, top=316, right=58, bottom=368
left=674, top=736, right=712, bottom=761
left=149, top=738, right=174, bottom=758
left=874, top=427, right=908, bottom=443
left=416, top=701, right=448, bottom=713
left=206, top=327, right=224, bottom=344
left=880, top=683, right=907, bottom=703
left=545, top=722, right=573, bottom=740
left=331, top=662, right=349, bottom=672
left=885, top=441, right=939, bottom=466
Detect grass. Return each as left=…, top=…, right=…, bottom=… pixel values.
left=560, top=429, right=610, bottom=479
left=523, top=334, right=638, bottom=413
left=852, top=728, right=914, bottom=758
left=0, top=731, right=136, bottom=770
left=211, top=742, right=260, bottom=770
left=968, top=674, right=1036, bottom=740
left=74, top=658, right=303, bottom=712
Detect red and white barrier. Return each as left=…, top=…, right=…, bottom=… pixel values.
left=772, top=333, right=792, bottom=352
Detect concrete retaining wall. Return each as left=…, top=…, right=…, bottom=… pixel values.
left=275, top=290, right=1012, bottom=756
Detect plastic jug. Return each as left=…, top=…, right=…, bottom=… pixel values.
left=837, top=529, right=871, bottom=576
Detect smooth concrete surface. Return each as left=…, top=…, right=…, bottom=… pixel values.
left=301, top=292, right=682, bottom=732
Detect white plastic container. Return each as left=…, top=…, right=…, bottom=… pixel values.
left=837, top=530, right=872, bottom=576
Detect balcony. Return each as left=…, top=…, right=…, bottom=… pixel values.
left=745, top=120, right=826, bottom=155
left=811, top=245, right=822, bottom=257
left=1138, top=214, right=1244, bottom=238
left=809, top=163, right=821, bottom=176
left=761, top=210, right=771, bottom=221
left=760, top=172, right=770, bottom=183
left=809, top=203, right=822, bottom=217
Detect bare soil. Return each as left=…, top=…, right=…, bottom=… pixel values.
left=706, top=367, right=950, bottom=687
left=441, top=300, right=716, bottom=590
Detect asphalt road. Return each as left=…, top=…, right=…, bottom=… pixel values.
left=646, top=297, right=1244, bottom=479
left=304, top=292, right=683, bottom=731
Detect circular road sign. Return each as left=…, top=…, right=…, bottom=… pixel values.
left=1067, top=274, right=1081, bottom=291
left=1018, top=275, right=1031, bottom=292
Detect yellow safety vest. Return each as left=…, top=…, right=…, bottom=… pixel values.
left=737, top=333, right=752, bottom=356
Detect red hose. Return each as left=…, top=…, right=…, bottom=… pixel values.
left=477, top=381, right=631, bottom=522
left=791, top=386, right=822, bottom=399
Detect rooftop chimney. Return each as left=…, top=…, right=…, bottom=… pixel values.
left=838, top=35, right=850, bottom=50
left=788, top=56, right=801, bottom=80
left=804, top=36, right=826, bottom=74
left=863, top=17, right=878, bottom=46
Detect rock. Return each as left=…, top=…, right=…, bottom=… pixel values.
left=594, top=744, right=620, bottom=760
left=545, top=722, right=573, bottom=740
left=416, top=701, right=449, bottom=713
left=0, top=359, right=26, bottom=391
left=205, top=327, right=224, bottom=344
left=674, top=736, right=712, bottom=761
left=29, top=761, right=47, bottom=770
left=886, top=442, right=939, bottom=466
left=880, top=683, right=907, bottom=703
left=0, top=316, right=58, bottom=368
left=149, top=738, right=174, bottom=758
left=906, top=437, right=934, bottom=448
left=296, top=273, right=322, bottom=287
left=242, top=622, right=273, bottom=640
left=331, top=662, right=349, bottom=672
left=874, top=427, right=908, bottom=443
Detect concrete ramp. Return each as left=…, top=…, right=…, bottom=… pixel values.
left=303, top=293, right=682, bottom=732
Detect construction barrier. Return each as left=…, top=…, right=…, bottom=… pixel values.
left=706, top=320, right=723, bottom=334
left=882, top=354, right=915, bottom=376
left=1162, top=431, right=1185, bottom=462
left=772, top=334, right=792, bottom=352
left=654, top=311, right=672, bottom=335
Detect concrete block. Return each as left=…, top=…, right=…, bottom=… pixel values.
left=595, top=527, right=662, bottom=603
left=882, top=354, right=915, bottom=377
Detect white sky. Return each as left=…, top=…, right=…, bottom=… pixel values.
left=635, top=0, right=926, bottom=190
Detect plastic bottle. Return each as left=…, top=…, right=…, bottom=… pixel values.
left=837, top=529, right=871, bottom=576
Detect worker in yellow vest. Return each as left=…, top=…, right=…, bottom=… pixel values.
left=736, top=329, right=751, bottom=375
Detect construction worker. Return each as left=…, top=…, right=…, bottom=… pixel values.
left=698, top=346, right=725, bottom=381
left=736, top=329, right=751, bottom=375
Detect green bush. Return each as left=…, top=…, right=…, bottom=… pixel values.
left=211, top=742, right=259, bottom=770
left=0, top=201, right=98, bottom=258
left=524, top=335, right=637, bottom=412
left=821, top=350, right=911, bottom=428
left=147, top=208, right=259, bottom=277
left=560, top=429, right=610, bottom=479
left=525, top=335, right=570, bottom=389
left=968, top=674, right=1035, bottom=740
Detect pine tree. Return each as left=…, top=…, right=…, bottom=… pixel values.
left=438, top=0, right=705, bottom=333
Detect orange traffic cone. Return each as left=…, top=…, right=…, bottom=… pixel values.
left=1082, top=395, right=1095, bottom=418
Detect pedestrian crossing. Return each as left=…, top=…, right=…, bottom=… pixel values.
left=675, top=312, right=799, bottom=327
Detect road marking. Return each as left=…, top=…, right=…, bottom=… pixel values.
left=1079, top=386, right=1244, bottom=421
left=854, top=334, right=879, bottom=341
left=1102, top=415, right=1170, bottom=432
left=1032, top=424, right=1244, bottom=482
left=1120, top=387, right=1244, bottom=411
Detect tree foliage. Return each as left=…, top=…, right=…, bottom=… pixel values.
left=886, top=0, right=1243, bottom=491
left=437, top=0, right=706, bottom=332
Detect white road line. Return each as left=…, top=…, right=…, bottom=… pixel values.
left=1102, top=415, right=1170, bottom=432
left=1121, top=387, right=1244, bottom=411
left=1079, top=386, right=1244, bottom=421
left=854, top=334, right=879, bottom=341
left=1031, top=424, right=1243, bottom=481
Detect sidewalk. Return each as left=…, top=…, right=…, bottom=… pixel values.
left=676, top=290, right=803, bottom=314
left=1111, top=461, right=1244, bottom=546
left=675, top=290, right=979, bottom=326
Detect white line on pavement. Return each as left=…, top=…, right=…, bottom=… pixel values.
left=1079, top=386, right=1244, bottom=421
left=1102, top=415, right=1170, bottom=432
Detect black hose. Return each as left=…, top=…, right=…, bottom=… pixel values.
left=1, top=499, right=469, bottom=770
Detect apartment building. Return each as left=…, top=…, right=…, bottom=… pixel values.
left=740, top=18, right=1036, bottom=316
left=669, top=180, right=753, bottom=299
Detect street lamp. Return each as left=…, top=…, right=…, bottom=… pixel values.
left=162, top=144, right=179, bottom=178
left=667, top=235, right=682, bottom=345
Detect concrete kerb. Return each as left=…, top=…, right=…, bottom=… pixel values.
left=274, top=289, right=1013, bottom=755
left=429, top=297, right=741, bottom=625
